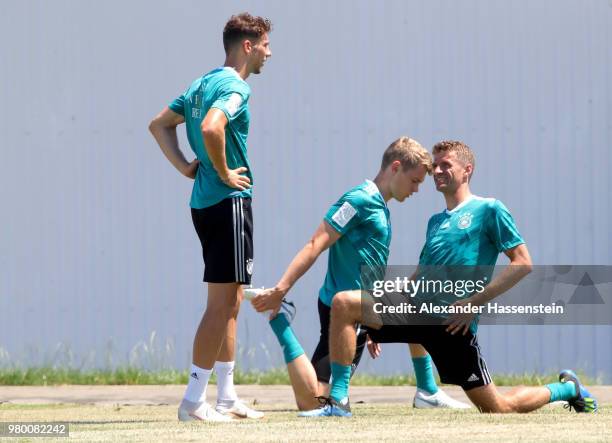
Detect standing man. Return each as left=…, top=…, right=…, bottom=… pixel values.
left=315, top=140, right=597, bottom=417
left=149, top=13, right=272, bottom=422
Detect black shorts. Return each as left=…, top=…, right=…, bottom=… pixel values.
left=311, top=298, right=368, bottom=384
left=191, top=197, right=253, bottom=285
left=366, top=325, right=492, bottom=390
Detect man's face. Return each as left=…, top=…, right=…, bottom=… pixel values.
left=248, top=33, right=271, bottom=74
left=390, top=163, right=428, bottom=202
left=432, top=151, right=469, bottom=193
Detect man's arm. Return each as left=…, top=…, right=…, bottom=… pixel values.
left=149, top=107, right=199, bottom=179
left=201, top=108, right=251, bottom=190
left=445, top=243, right=533, bottom=335
left=470, top=243, right=532, bottom=306
left=251, top=221, right=341, bottom=313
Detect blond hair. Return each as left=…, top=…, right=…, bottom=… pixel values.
left=381, top=137, right=432, bottom=173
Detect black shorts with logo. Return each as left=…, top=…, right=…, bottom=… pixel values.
left=191, top=197, right=253, bottom=285
left=366, top=325, right=492, bottom=390
left=311, top=298, right=368, bottom=384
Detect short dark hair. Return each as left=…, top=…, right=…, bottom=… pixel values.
left=223, top=13, right=272, bottom=54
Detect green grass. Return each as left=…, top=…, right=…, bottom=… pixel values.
left=0, top=367, right=600, bottom=386
left=0, top=403, right=609, bottom=442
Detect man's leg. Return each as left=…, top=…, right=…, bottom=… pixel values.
left=211, top=287, right=264, bottom=419
left=288, top=355, right=323, bottom=410
left=408, top=343, right=471, bottom=409
left=423, top=328, right=597, bottom=414
left=297, top=290, right=364, bottom=418
left=179, top=282, right=239, bottom=422
left=192, top=283, right=240, bottom=368
left=310, top=298, right=369, bottom=407
left=465, top=383, right=551, bottom=413
left=465, top=370, right=597, bottom=413
left=294, top=291, right=365, bottom=418
left=409, top=343, right=438, bottom=394
left=215, top=286, right=241, bottom=362
left=214, top=285, right=241, bottom=408
left=312, top=330, right=368, bottom=401
left=328, top=292, right=361, bottom=405
left=268, top=311, right=321, bottom=410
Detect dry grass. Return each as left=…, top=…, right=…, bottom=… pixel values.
left=1, top=402, right=610, bottom=442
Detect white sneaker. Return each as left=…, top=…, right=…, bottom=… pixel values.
left=413, top=388, right=472, bottom=409
left=178, top=399, right=232, bottom=422
left=216, top=399, right=264, bottom=419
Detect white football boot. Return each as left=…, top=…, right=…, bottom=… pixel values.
left=178, top=399, right=232, bottom=422
left=216, top=399, right=264, bottom=419
left=413, top=388, right=472, bottom=409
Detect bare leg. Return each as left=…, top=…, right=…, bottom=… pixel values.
left=409, top=343, right=428, bottom=357
left=287, top=355, right=323, bottom=410
left=282, top=291, right=368, bottom=410
left=318, top=382, right=330, bottom=398
left=192, top=283, right=240, bottom=369
left=216, top=286, right=243, bottom=362
left=267, top=309, right=325, bottom=410
left=329, top=291, right=364, bottom=366
left=465, top=383, right=551, bottom=413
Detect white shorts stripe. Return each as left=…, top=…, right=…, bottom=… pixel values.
left=238, top=198, right=245, bottom=281
left=232, top=199, right=238, bottom=281
left=470, top=335, right=484, bottom=383
left=470, top=334, right=491, bottom=385
left=241, top=199, right=246, bottom=281
left=480, top=354, right=491, bottom=384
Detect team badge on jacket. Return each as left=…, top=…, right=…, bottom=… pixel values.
left=457, top=213, right=473, bottom=230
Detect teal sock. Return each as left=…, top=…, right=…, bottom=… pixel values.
left=546, top=381, right=576, bottom=402
left=269, top=314, right=304, bottom=364
left=330, top=362, right=352, bottom=402
left=412, top=355, right=438, bottom=394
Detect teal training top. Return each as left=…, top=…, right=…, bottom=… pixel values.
left=169, top=67, right=252, bottom=209
left=416, top=195, right=525, bottom=331
left=319, top=180, right=392, bottom=307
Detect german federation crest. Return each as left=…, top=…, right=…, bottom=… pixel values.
left=457, top=213, right=473, bottom=230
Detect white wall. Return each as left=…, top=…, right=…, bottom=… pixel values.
left=1, top=0, right=610, bottom=380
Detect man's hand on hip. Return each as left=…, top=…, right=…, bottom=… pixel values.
left=221, top=166, right=251, bottom=191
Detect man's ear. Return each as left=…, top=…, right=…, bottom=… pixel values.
left=465, top=163, right=473, bottom=181
left=242, top=39, right=253, bottom=54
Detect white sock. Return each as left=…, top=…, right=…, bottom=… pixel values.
left=183, top=364, right=212, bottom=403
left=214, top=361, right=238, bottom=407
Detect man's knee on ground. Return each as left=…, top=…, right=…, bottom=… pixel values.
left=465, top=384, right=516, bottom=413
left=295, top=382, right=322, bottom=411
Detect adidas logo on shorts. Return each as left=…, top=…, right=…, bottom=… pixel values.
left=467, top=373, right=479, bottom=382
